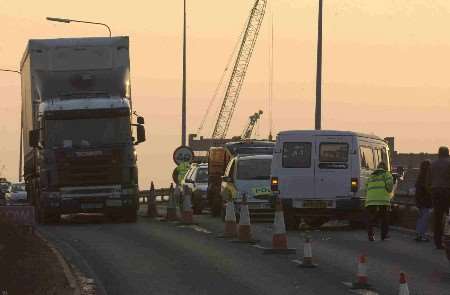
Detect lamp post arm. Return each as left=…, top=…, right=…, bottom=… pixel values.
left=70, top=20, right=111, bottom=37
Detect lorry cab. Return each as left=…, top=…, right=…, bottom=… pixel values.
left=221, top=154, right=273, bottom=216
left=270, top=130, right=392, bottom=229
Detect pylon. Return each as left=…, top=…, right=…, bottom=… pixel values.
left=146, top=181, right=159, bottom=218
left=165, top=183, right=178, bottom=221
left=351, top=255, right=371, bottom=290
left=398, top=272, right=410, bottom=295
left=180, top=189, right=194, bottom=224
left=232, top=194, right=258, bottom=244
left=218, top=196, right=237, bottom=238
left=263, top=197, right=296, bottom=254
left=294, top=237, right=317, bottom=267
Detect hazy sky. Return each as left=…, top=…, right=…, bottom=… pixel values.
left=0, top=0, right=449, bottom=185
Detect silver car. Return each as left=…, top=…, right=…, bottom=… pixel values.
left=5, top=183, right=28, bottom=205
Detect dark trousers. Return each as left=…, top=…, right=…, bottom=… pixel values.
left=431, top=188, right=450, bottom=248
left=367, top=205, right=390, bottom=239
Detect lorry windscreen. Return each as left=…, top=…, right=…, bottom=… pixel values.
left=237, top=159, right=272, bottom=180
left=45, top=116, right=131, bottom=148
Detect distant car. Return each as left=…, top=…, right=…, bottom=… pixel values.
left=0, top=181, right=11, bottom=206
left=5, top=183, right=28, bottom=205
left=182, top=163, right=209, bottom=214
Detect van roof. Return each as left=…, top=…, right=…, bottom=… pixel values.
left=277, top=130, right=385, bottom=141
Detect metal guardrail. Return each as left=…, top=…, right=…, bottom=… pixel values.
left=139, top=188, right=171, bottom=203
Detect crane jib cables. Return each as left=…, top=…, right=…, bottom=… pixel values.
left=211, top=0, right=267, bottom=139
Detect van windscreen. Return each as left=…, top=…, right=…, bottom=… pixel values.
left=282, top=142, right=312, bottom=168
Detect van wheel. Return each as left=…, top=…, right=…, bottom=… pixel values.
left=304, top=217, right=328, bottom=229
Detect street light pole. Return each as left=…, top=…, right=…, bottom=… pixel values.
left=0, top=69, right=22, bottom=182
left=315, top=0, right=323, bottom=130
left=181, top=0, right=187, bottom=146
left=46, top=17, right=112, bottom=37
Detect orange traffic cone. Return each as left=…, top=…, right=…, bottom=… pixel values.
left=165, top=183, right=178, bottom=221
left=398, top=272, right=410, bottom=295
left=263, top=197, right=296, bottom=254
left=146, top=182, right=159, bottom=218
left=233, top=194, right=258, bottom=244
left=180, top=189, right=194, bottom=224
left=218, top=196, right=237, bottom=238
left=293, top=237, right=317, bottom=267
left=351, top=255, right=371, bottom=290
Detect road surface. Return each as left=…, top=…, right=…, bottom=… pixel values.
left=37, top=206, right=450, bottom=295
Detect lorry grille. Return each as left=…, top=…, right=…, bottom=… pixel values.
left=56, top=149, right=122, bottom=186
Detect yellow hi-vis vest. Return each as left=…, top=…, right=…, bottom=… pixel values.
left=177, top=161, right=190, bottom=184
left=365, top=169, right=394, bottom=207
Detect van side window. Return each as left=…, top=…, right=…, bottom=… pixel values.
left=282, top=142, right=312, bottom=168
left=360, top=146, right=375, bottom=170
left=381, top=148, right=390, bottom=171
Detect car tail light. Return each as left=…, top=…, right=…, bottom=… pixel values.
left=271, top=177, right=279, bottom=192
left=351, top=178, right=359, bottom=193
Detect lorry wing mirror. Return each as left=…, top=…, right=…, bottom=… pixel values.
left=29, top=130, right=40, bottom=148
left=137, top=116, right=145, bottom=125
left=136, top=125, right=146, bottom=144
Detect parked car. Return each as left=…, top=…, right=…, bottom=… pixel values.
left=0, top=181, right=11, bottom=206
left=182, top=163, right=209, bottom=214
left=5, top=183, right=28, bottom=204
left=221, top=154, right=274, bottom=219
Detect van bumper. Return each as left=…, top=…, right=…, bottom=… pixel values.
left=280, top=198, right=365, bottom=219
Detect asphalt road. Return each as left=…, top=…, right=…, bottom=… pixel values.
left=38, top=206, right=450, bottom=295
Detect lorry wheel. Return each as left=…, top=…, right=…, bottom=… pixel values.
left=38, top=208, right=60, bottom=224
left=124, top=210, right=137, bottom=223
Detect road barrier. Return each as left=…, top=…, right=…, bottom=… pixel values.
left=0, top=206, right=35, bottom=226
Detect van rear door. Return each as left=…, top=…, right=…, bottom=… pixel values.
left=277, top=137, right=315, bottom=201
left=314, top=136, right=353, bottom=201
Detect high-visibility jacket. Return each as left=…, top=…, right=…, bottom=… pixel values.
left=176, top=161, right=191, bottom=184
left=365, top=169, right=394, bottom=207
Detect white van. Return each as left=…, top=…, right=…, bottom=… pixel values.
left=270, top=130, right=392, bottom=229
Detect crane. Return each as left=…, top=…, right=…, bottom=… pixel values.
left=241, top=110, right=263, bottom=140
left=211, top=0, right=267, bottom=139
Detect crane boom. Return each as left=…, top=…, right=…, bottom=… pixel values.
left=241, top=110, right=263, bottom=140
left=211, top=0, right=267, bottom=139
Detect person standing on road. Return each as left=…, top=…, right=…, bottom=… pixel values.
left=430, top=146, right=450, bottom=250
left=365, top=162, right=394, bottom=242
left=414, top=160, right=432, bottom=242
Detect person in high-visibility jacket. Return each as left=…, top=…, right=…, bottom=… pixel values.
left=176, top=161, right=191, bottom=185
left=365, top=162, right=394, bottom=241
